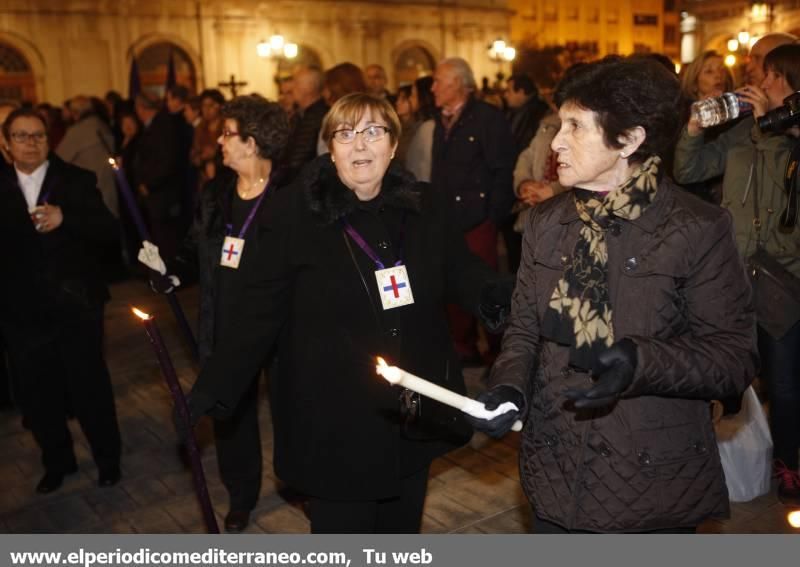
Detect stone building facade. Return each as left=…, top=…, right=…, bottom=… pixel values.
left=679, top=0, right=800, bottom=62
left=508, top=0, right=681, bottom=62
left=0, top=0, right=513, bottom=104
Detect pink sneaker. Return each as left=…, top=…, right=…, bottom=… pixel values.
left=775, top=460, right=800, bottom=505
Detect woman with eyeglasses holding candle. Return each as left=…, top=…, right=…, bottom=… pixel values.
left=188, top=93, right=512, bottom=533
left=137, top=94, right=289, bottom=532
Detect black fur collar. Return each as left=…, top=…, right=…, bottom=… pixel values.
left=301, top=155, right=421, bottom=224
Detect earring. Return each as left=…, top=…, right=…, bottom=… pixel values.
left=331, top=155, right=336, bottom=163
left=390, top=152, right=395, bottom=159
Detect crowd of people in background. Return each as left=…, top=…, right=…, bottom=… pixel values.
left=1, top=31, right=799, bottom=534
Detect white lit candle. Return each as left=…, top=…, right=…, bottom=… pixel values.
left=376, top=357, right=522, bottom=432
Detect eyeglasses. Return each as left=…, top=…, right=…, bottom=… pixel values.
left=10, top=131, right=47, bottom=144
left=221, top=129, right=240, bottom=139
left=332, top=125, right=391, bottom=144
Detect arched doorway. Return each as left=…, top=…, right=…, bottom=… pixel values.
left=136, top=42, right=197, bottom=96
left=394, top=45, right=436, bottom=86
left=0, top=42, right=35, bottom=103
left=276, top=44, right=323, bottom=80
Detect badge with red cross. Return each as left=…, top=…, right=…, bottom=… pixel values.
left=220, top=236, right=245, bottom=269
left=375, top=265, right=415, bottom=310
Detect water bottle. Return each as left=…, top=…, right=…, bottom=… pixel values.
left=691, top=92, right=752, bottom=128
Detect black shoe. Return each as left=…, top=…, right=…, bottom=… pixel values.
left=36, top=465, right=78, bottom=494
left=98, top=466, right=121, bottom=487
left=224, top=510, right=251, bottom=533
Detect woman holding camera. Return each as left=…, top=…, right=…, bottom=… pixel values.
left=675, top=43, right=800, bottom=504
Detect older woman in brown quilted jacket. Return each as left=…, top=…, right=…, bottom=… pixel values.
left=468, top=56, right=758, bottom=533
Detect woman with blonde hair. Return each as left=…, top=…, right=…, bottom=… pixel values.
left=680, top=50, right=734, bottom=102
left=189, top=93, right=511, bottom=532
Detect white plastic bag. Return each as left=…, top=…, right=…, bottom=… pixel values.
left=715, top=386, right=773, bottom=502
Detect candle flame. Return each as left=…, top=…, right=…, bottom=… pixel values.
left=789, top=510, right=800, bottom=528
left=131, top=307, right=151, bottom=320
left=375, top=356, right=402, bottom=384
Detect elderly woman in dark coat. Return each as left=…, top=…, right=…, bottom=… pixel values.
left=189, top=93, right=510, bottom=533
left=468, top=57, right=758, bottom=533
left=138, top=94, right=289, bottom=532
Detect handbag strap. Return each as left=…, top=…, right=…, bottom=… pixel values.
left=752, top=157, right=764, bottom=250
left=781, top=141, right=800, bottom=233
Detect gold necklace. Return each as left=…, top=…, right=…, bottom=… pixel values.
left=238, top=176, right=265, bottom=197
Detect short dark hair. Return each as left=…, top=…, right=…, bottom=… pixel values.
left=508, top=74, right=537, bottom=96
left=553, top=55, right=681, bottom=164
left=324, top=63, right=367, bottom=104
left=764, top=43, right=800, bottom=91
left=199, top=88, right=225, bottom=106
left=186, top=96, right=201, bottom=112
left=413, top=76, right=436, bottom=121
left=221, top=94, right=288, bottom=161
left=2, top=107, right=47, bottom=141
left=167, top=85, right=190, bottom=102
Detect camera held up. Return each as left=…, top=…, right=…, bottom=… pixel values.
left=758, top=91, right=800, bottom=133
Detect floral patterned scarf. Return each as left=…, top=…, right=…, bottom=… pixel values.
left=540, top=156, right=660, bottom=371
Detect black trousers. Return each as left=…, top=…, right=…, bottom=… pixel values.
left=0, top=334, right=13, bottom=408
left=16, top=306, right=121, bottom=474
left=214, top=375, right=262, bottom=511
left=758, top=322, right=800, bottom=470
left=532, top=515, right=696, bottom=534
left=308, top=465, right=430, bottom=534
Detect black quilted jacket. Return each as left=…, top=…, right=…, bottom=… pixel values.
left=489, top=180, right=758, bottom=532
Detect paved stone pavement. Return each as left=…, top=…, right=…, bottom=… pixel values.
left=0, top=280, right=796, bottom=534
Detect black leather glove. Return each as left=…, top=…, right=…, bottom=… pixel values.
left=478, top=276, right=515, bottom=334
left=171, top=389, right=217, bottom=443
left=564, top=338, right=638, bottom=409
left=466, top=385, right=524, bottom=439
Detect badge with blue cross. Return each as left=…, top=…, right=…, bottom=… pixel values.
left=220, top=236, right=245, bottom=269
left=375, top=265, right=415, bottom=310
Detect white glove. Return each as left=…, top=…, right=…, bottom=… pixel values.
left=138, top=240, right=167, bottom=275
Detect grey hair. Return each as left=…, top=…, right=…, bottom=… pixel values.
left=439, top=57, right=476, bottom=91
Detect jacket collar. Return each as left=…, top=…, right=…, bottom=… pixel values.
left=558, top=177, right=671, bottom=234
left=301, top=155, right=421, bottom=224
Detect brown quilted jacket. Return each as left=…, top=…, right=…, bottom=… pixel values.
left=490, top=180, right=758, bottom=532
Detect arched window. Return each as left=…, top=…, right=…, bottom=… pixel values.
left=0, top=42, right=35, bottom=103
left=276, top=44, right=323, bottom=79
left=394, top=45, right=435, bottom=86
left=136, top=42, right=197, bottom=96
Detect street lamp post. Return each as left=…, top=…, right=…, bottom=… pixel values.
left=257, top=33, right=299, bottom=88
left=256, top=34, right=299, bottom=62
left=487, top=38, right=516, bottom=84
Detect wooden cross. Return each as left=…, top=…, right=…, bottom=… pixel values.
left=218, top=74, right=248, bottom=98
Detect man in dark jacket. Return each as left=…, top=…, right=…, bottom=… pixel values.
left=133, top=92, right=183, bottom=258
left=282, top=67, right=329, bottom=182
left=0, top=108, right=122, bottom=494
left=430, top=57, right=515, bottom=363
left=502, top=73, right=551, bottom=273
left=166, top=85, right=197, bottom=237
left=504, top=74, right=550, bottom=154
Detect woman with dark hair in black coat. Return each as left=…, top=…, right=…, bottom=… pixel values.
left=138, top=94, right=289, bottom=532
